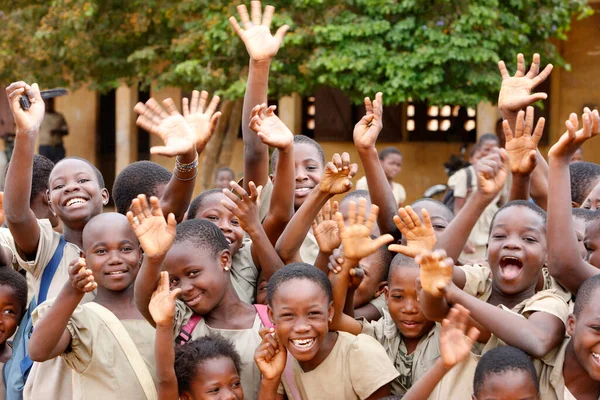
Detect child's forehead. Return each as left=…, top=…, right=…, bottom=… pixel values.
left=83, top=214, right=137, bottom=247
left=494, top=206, right=544, bottom=229
left=197, top=193, right=234, bottom=212
left=51, top=159, right=95, bottom=180
left=294, top=143, right=323, bottom=165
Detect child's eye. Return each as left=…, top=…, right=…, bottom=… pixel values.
left=94, top=249, right=107, bottom=255
left=392, top=295, right=403, bottom=300
left=206, top=215, right=218, bottom=221
left=169, top=278, right=179, bottom=286
left=78, top=179, right=90, bottom=184
left=281, top=313, right=294, bottom=318
left=231, top=381, right=241, bottom=389
left=53, top=184, right=64, bottom=190
left=492, top=234, right=505, bottom=239
left=187, top=270, right=199, bottom=278
left=231, top=219, right=240, bottom=226
left=433, top=224, right=446, bottom=230
left=308, top=311, right=322, bottom=316
left=591, top=325, right=600, bottom=332
left=207, top=387, right=220, bottom=394
left=121, top=246, right=134, bottom=252
left=523, top=237, right=537, bottom=243
left=3, top=309, right=15, bottom=316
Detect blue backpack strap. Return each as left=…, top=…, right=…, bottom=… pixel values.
left=38, top=235, right=67, bottom=305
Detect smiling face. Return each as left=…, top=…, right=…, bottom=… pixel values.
left=48, top=159, right=108, bottom=230
left=164, top=243, right=231, bottom=315
left=585, top=223, right=600, bottom=269
left=215, top=171, right=235, bottom=190
left=192, top=193, right=244, bottom=256
left=353, top=251, right=386, bottom=308
left=82, top=213, right=141, bottom=292
left=381, top=153, right=403, bottom=180
left=292, top=143, right=324, bottom=210
left=181, top=356, right=243, bottom=400
left=0, top=285, right=23, bottom=345
left=270, top=278, right=333, bottom=366
left=487, top=206, right=547, bottom=296
left=473, top=370, right=539, bottom=400
left=386, top=264, right=435, bottom=339
left=411, top=201, right=453, bottom=239
left=582, top=183, right=600, bottom=211
left=568, top=290, right=600, bottom=383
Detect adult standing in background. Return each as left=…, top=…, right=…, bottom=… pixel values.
left=356, top=146, right=406, bottom=206
left=38, top=98, right=68, bottom=163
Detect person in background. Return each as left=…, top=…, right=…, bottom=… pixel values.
left=356, top=147, right=406, bottom=207
left=570, top=147, right=583, bottom=164
left=38, top=98, right=68, bottom=163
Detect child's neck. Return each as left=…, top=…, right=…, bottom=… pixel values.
left=563, top=340, right=600, bottom=399
left=0, top=340, right=10, bottom=363
left=62, top=225, right=84, bottom=249
left=298, top=331, right=338, bottom=373
left=94, top=284, right=142, bottom=320
left=203, top=286, right=256, bottom=329
left=488, top=282, right=536, bottom=309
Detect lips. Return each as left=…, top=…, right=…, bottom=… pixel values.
left=104, top=269, right=127, bottom=277
left=64, top=197, right=89, bottom=207
left=399, top=320, right=422, bottom=328
left=294, top=187, right=313, bottom=198
left=184, top=292, right=205, bottom=308
left=499, top=256, right=523, bottom=280
left=290, top=337, right=316, bottom=351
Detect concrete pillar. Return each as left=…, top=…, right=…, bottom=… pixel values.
left=115, top=83, right=138, bottom=175
left=56, top=87, right=98, bottom=165
left=148, top=86, right=182, bottom=168
left=278, top=93, right=303, bottom=134
left=476, top=101, right=499, bottom=139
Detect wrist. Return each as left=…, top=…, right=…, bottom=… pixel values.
left=156, top=320, right=174, bottom=330
left=145, top=254, right=167, bottom=266
left=177, top=150, right=198, bottom=165
left=250, top=58, right=272, bottom=69
left=471, top=190, right=495, bottom=206
left=277, top=143, right=294, bottom=153
left=355, top=145, right=377, bottom=157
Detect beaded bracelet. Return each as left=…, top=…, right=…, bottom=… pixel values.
left=175, top=153, right=198, bottom=173
left=173, top=169, right=198, bottom=182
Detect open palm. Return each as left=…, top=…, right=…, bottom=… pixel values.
left=440, top=305, right=479, bottom=369
left=250, top=104, right=293, bottom=149
left=498, top=53, right=553, bottom=112
left=182, top=90, right=221, bottom=153
left=389, top=207, right=436, bottom=258
left=504, top=107, right=544, bottom=175
left=127, top=195, right=176, bottom=259
left=353, top=92, right=383, bottom=149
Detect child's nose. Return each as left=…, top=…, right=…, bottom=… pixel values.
left=295, top=169, right=308, bottom=182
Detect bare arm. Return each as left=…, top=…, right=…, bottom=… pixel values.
left=529, top=150, right=549, bottom=210
left=4, top=82, right=44, bottom=258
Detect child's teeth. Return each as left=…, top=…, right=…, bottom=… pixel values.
left=593, top=352, right=600, bottom=361
left=292, top=338, right=314, bottom=348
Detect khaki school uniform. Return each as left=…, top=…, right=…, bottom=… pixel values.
left=231, top=238, right=259, bottom=304
left=32, top=301, right=156, bottom=399
left=173, top=301, right=264, bottom=400
left=14, top=220, right=94, bottom=400
left=277, top=331, right=399, bottom=400
left=356, top=176, right=407, bottom=206
left=368, top=293, right=388, bottom=317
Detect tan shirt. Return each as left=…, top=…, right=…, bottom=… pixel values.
left=369, top=293, right=388, bottom=316
left=231, top=238, right=259, bottom=304
left=278, top=331, right=399, bottom=399
left=38, top=112, right=67, bottom=146
left=173, top=300, right=264, bottom=400
left=33, top=301, right=157, bottom=399
left=356, top=176, right=406, bottom=206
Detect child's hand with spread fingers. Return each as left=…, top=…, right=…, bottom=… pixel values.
left=440, top=305, right=480, bottom=370
left=504, top=106, right=545, bottom=177
left=312, top=200, right=341, bottom=254
left=549, top=108, right=600, bottom=162
left=474, top=148, right=509, bottom=199
left=222, top=181, right=263, bottom=234
left=389, top=206, right=436, bottom=258
left=319, top=153, right=358, bottom=195
left=416, top=249, right=454, bottom=298
left=149, top=271, right=181, bottom=328
left=250, top=103, right=294, bottom=151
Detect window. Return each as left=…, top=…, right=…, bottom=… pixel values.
left=406, top=100, right=476, bottom=142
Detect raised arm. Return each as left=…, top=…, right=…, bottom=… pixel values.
left=229, top=1, right=289, bottom=190
left=275, top=153, right=357, bottom=263
left=312, top=201, right=341, bottom=273
left=255, top=327, right=287, bottom=400
left=129, top=195, right=177, bottom=325
left=4, top=82, right=44, bottom=258
left=504, top=107, right=545, bottom=202
left=29, top=258, right=97, bottom=361
left=149, top=272, right=182, bottom=400
left=547, top=109, right=600, bottom=293
left=249, top=104, right=295, bottom=244
left=353, top=93, right=400, bottom=240
left=434, top=149, right=509, bottom=264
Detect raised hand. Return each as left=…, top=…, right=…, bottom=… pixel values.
left=5, top=81, right=45, bottom=136
left=221, top=181, right=263, bottom=233
left=254, top=327, right=287, bottom=381
left=319, top=153, right=358, bottom=195
left=474, top=148, right=509, bottom=198
left=229, top=1, right=290, bottom=62
left=182, top=90, right=221, bottom=153
left=149, top=271, right=182, bottom=328
left=504, top=106, right=545, bottom=176
left=312, top=200, right=341, bottom=254
left=68, top=257, right=97, bottom=293
left=548, top=108, right=600, bottom=161
left=127, top=195, right=177, bottom=261
left=388, top=206, right=436, bottom=258
left=498, top=53, right=553, bottom=113
left=353, top=92, right=383, bottom=150
left=334, top=199, right=394, bottom=263
left=415, top=249, right=454, bottom=298
left=440, top=305, right=480, bottom=369
left=134, top=98, right=196, bottom=157
left=249, top=104, right=294, bottom=150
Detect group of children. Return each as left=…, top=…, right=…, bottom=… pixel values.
left=0, top=2, right=598, bottom=399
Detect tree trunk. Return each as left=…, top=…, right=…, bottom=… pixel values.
left=217, top=98, right=243, bottom=168
left=199, top=99, right=233, bottom=191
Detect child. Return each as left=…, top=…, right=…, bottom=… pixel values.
left=215, top=167, right=235, bottom=190
left=473, top=346, right=539, bottom=400
left=29, top=212, right=157, bottom=399
left=255, top=262, right=400, bottom=399
left=547, top=108, right=600, bottom=295
left=131, top=196, right=269, bottom=400
left=572, top=208, right=596, bottom=261
left=149, top=271, right=244, bottom=400
left=569, top=161, right=600, bottom=207
left=581, top=180, right=600, bottom=211
left=0, top=267, right=28, bottom=398
left=356, top=147, right=406, bottom=206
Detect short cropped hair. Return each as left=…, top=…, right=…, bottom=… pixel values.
left=473, top=346, right=539, bottom=396
left=174, top=219, right=229, bottom=258
left=411, top=198, right=455, bottom=222
left=379, top=147, right=402, bottom=161
left=186, top=189, right=223, bottom=221
left=31, top=154, right=54, bottom=203
left=570, top=162, right=600, bottom=205
left=54, top=157, right=105, bottom=189
left=490, top=200, right=547, bottom=234
left=174, top=335, right=242, bottom=395
left=572, top=207, right=597, bottom=223
left=574, top=274, right=600, bottom=317
left=0, top=267, right=28, bottom=319
left=267, top=263, right=332, bottom=305
left=112, top=161, right=172, bottom=214
left=340, top=190, right=371, bottom=206
left=271, top=135, right=325, bottom=173
left=388, top=253, right=418, bottom=282
left=215, top=167, right=235, bottom=179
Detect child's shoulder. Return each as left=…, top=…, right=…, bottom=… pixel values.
left=520, top=288, right=570, bottom=325
left=459, top=263, right=492, bottom=299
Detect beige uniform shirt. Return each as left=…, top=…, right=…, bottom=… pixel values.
left=369, top=292, right=388, bottom=316
left=38, top=112, right=67, bottom=146
left=231, top=238, right=259, bottom=304
left=173, top=300, right=264, bottom=400
left=32, top=302, right=157, bottom=399
left=356, top=176, right=406, bottom=206
left=278, top=331, right=399, bottom=400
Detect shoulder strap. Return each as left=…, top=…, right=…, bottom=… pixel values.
left=176, top=314, right=202, bottom=345
left=85, top=303, right=158, bottom=400
left=253, top=304, right=301, bottom=400
left=38, top=235, right=67, bottom=305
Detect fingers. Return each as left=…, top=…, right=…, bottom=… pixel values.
left=346, top=201, right=356, bottom=226
left=524, top=106, right=534, bottom=137
left=228, top=16, right=244, bottom=35
left=364, top=204, right=380, bottom=233
left=208, top=112, right=221, bottom=136
left=147, top=98, right=170, bottom=119
left=236, top=4, right=252, bottom=30
left=356, top=198, right=367, bottom=225
left=372, top=234, right=395, bottom=249
left=182, top=97, right=190, bottom=118
left=364, top=97, right=373, bottom=115
left=191, top=90, right=201, bottom=114
left=392, top=214, right=410, bottom=236
left=388, top=244, right=418, bottom=258
left=205, top=94, right=220, bottom=117
left=531, top=63, right=553, bottom=87
left=197, top=90, right=208, bottom=114
left=274, top=25, right=290, bottom=44
left=497, top=60, right=510, bottom=80
left=162, top=98, right=180, bottom=116
left=532, top=117, right=545, bottom=146
left=525, top=53, right=540, bottom=79
left=149, top=196, right=165, bottom=218
left=157, top=271, right=170, bottom=293
left=502, top=120, right=513, bottom=143
left=334, top=211, right=346, bottom=236
left=250, top=1, right=262, bottom=26
left=421, top=208, right=433, bottom=230
left=262, top=4, right=274, bottom=27
left=515, top=53, right=525, bottom=77
left=332, top=153, right=342, bottom=171
left=514, top=109, right=525, bottom=138
left=374, top=92, right=383, bottom=118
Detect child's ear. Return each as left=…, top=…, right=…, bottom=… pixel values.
left=268, top=305, right=275, bottom=325
left=375, top=281, right=387, bottom=297
left=384, top=285, right=390, bottom=302
left=269, top=174, right=275, bottom=184
left=572, top=201, right=581, bottom=208
left=101, top=188, right=110, bottom=206
left=220, top=249, right=232, bottom=272
left=327, top=301, right=335, bottom=323
left=180, top=393, right=192, bottom=400
left=567, top=314, right=576, bottom=337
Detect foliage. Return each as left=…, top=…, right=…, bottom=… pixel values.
left=0, top=0, right=592, bottom=106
